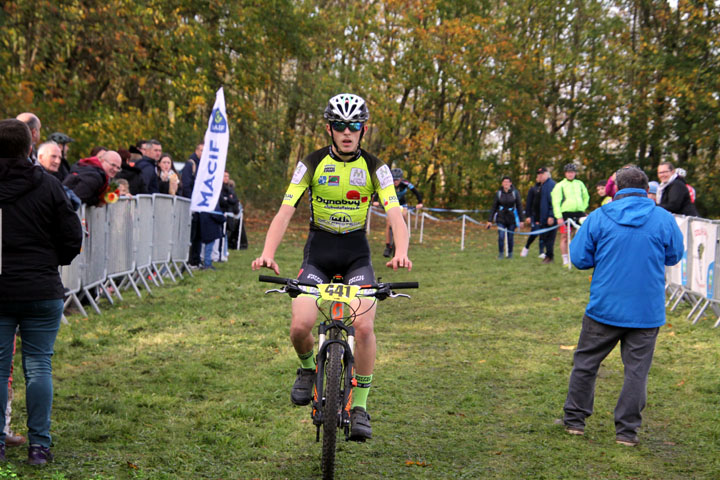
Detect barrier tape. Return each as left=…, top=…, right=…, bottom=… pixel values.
left=495, top=224, right=560, bottom=236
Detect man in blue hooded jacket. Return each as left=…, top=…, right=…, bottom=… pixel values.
left=562, top=166, right=683, bottom=447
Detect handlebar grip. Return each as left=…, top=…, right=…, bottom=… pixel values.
left=258, top=275, right=292, bottom=285
left=386, top=282, right=419, bottom=289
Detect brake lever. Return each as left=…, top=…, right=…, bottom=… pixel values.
left=264, top=288, right=287, bottom=295
left=388, top=292, right=411, bottom=299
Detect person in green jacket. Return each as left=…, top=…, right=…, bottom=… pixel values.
left=551, top=163, right=589, bottom=265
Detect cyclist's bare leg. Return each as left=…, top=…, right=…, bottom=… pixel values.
left=351, top=298, right=377, bottom=375
left=290, top=297, right=318, bottom=355
left=560, top=230, right=569, bottom=256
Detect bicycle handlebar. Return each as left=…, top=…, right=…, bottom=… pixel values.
left=258, top=275, right=418, bottom=292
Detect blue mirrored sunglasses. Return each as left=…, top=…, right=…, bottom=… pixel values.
left=330, top=121, right=364, bottom=132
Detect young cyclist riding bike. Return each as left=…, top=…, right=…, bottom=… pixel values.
left=251, top=93, right=412, bottom=441
left=378, top=168, right=423, bottom=257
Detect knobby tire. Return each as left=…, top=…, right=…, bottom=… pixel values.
left=321, top=334, right=343, bottom=480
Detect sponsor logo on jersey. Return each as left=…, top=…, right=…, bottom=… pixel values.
left=329, top=175, right=340, bottom=186
left=346, top=190, right=370, bottom=203
left=377, top=165, right=393, bottom=189
left=330, top=212, right=352, bottom=223
left=388, top=195, right=398, bottom=203
left=291, top=162, right=308, bottom=184
left=284, top=193, right=294, bottom=202
left=315, top=195, right=361, bottom=207
left=318, top=176, right=327, bottom=185
left=350, top=168, right=367, bottom=186
left=324, top=164, right=336, bottom=173
left=307, top=273, right=324, bottom=283
left=348, top=275, right=364, bottom=284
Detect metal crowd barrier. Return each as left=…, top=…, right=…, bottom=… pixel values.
left=151, top=194, right=176, bottom=284
left=106, top=198, right=139, bottom=300
left=60, top=206, right=88, bottom=319
left=171, top=197, right=193, bottom=278
left=666, top=215, right=720, bottom=327
left=62, top=194, right=194, bottom=316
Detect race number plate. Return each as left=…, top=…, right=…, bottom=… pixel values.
left=318, top=284, right=360, bottom=303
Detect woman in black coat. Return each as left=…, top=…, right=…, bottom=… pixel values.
left=0, top=119, right=82, bottom=464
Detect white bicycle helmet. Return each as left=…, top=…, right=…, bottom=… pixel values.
left=323, top=94, right=370, bottom=123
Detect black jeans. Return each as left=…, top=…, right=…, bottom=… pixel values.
left=189, top=213, right=202, bottom=266
left=563, top=315, right=659, bottom=440
left=539, top=222, right=556, bottom=259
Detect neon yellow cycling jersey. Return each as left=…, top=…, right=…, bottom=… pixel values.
left=282, top=146, right=400, bottom=234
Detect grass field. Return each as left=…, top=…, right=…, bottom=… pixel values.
left=3, top=215, right=719, bottom=479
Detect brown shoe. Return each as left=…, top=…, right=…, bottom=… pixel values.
left=616, top=435, right=639, bottom=446
left=5, top=431, right=26, bottom=447
left=542, top=257, right=554, bottom=263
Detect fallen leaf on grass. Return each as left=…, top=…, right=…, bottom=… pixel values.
left=478, top=359, right=486, bottom=364
left=196, top=288, right=202, bottom=293
left=676, top=379, right=685, bottom=386
left=552, top=297, right=560, bottom=301
left=663, top=441, right=676, bottom=446
left=127, top=461, right=139, bottom=470
left=405, top=460, right=430, bottom=467
left=560, top=345, right=576, bottom=350
left=667, top=331, right=676, bottom=337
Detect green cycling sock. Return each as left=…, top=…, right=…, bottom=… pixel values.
left=298, top=350, right=316, bottom=370
left=351, top=374, right=373, bottom=410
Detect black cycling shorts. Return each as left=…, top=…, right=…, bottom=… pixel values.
left=297, top=229, right=375, bottom=286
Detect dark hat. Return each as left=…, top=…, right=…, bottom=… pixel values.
left=564, top=163, right=578, bottom=172
left=48, top=132, right=74, bottom=144
left=536, top=167, right=548, bottom=174
left=129, top=145, right=143, bottom=155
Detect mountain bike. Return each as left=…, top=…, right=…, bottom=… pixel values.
left=259, top=275, right=418, bottom=480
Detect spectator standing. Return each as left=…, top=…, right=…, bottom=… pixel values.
left=536, top=167, right=557, bottom=263
left=63, top=151, right=121, bottom=207
left=14, top=113, right=41, bottom=164
left=521, top=175, right=545, bottom=258
left=114, top=148, right=147, bottom=195
left=199, top=202, right=226, bottom=270
left=551, top=163, right=589, bottom=265
left=595, top=181, right=611, bottom=207
left=486, top=176, right=523, bottom=259
left=227, top=178, right=248, bottom=250
left=562, top=166, right=683, bottom=447
left=656, top=162, right=698, bottom=216
left=36, top=142, right=62, bottom=175
left=182, top=142, right=204, bottom=267
left=47, top=132, right=73, bottom=182
left=0, top=119, right=83, bottom=464
left=217, top=171, right=239, bottom=261
left=134, top=140, right=161, bottom=194
left=156, top=154, right=180, bottom=196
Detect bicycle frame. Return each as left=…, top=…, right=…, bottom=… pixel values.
left=313, top=300, right=357, bottom=440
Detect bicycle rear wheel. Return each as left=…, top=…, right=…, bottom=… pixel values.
left=321, top=334, right=343, bottom=479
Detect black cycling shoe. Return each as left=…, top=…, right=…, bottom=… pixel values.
left=349, top=407, right=372, bottom=441
left=291, top=368, right=315, bottom=406
left=382, top=245, right=392, bottom=258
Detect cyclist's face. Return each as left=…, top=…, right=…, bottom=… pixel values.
left=327, top=123, right=366, bottom=155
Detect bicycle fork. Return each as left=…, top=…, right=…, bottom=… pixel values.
left=312, top=301, right=356, bottom=441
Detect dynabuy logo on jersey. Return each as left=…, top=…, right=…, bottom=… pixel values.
left=209, top=108, right=227, bottom=133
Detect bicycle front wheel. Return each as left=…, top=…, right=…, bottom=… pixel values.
left=321, top=340, right=343, bottom=479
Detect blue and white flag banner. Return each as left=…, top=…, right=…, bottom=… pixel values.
left=191, top=87, right=229, bottom=212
